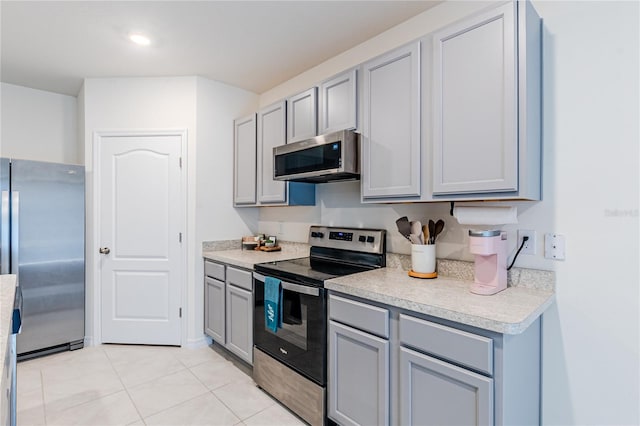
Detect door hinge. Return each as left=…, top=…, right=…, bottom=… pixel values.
left=179, top=308, right=182, bottom=318
left=179, top=157, right=182, bottom=168
left=179, top=232, right=182, bottom=243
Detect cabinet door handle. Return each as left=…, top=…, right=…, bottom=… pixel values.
left=99, top=247, right=110, bottom=255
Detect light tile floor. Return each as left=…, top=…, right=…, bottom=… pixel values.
left=17, top=344, right=307, bottom=426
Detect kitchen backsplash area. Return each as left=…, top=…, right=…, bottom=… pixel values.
left=258, top=181, right=556, bottom=271
left=203, top=239, right=310, bottom=253
left=203, top=239, right=555, bottom=292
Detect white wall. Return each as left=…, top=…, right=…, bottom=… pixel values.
left=82, top=76, right=198, bottom=346
left=194, top=76, right=259, bottom=346
left=257, top=1, right=639, bottom=424
left=82, top=76, right=261, bottom=348
left=0, top=82, right=79, bottom=163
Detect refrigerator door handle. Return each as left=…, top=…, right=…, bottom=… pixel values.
left=1, top=190, right=9, bottom=274
left=10, top=191, right=19, bottom=277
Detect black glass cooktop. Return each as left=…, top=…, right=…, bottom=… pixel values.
left=254, top=256, right=373, bottom=288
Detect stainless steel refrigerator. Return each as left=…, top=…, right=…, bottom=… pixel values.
left=0, top=158, right=85, bottom=359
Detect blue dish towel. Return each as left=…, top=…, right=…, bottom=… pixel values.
left=264, top=276, right=282, bottom=333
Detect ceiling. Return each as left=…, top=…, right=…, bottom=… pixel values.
left=0, top=1, right=441, bottom=97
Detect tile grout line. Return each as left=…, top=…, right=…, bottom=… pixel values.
left=134, top=356, right=211, bottom=423
left=118, top=349, right=212, bottom=423
left=102, top=345, right=147, bottom=425
left=209, top=379, right=279, bottom=423
left=104, top=345, right=188, bottom=389
left=42, top=347, right=129, bottom=423
left=39, top=368, right=48, bottom=425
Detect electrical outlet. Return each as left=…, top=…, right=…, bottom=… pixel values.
left=518, top=229, right=536, bottom=255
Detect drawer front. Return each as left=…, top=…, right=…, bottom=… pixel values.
left=204, top=261, right=225, bottom=281
left=399, top=314, right=493, bottom=375
left=329, top=294, right=389, bottom=339
left=226, top=266, right=253, bottom=291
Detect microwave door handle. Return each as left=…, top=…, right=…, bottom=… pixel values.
left=253, top=272, right=320, bottom=297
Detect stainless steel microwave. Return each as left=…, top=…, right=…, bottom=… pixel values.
left=273, top=129, right=359, bottom=183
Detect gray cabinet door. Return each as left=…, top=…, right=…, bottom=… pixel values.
left=204, top=276, right=225, bottom=343
left=287, top=87, right=317, bottom=143
left=361, top=41, right=421, bottom=199
left=328, top=320, right=389, bottom=426
left=257, top=101, right=287, bottom=204
left=399, top=346, right=494, bottom=426
left=432, top=2, right=517, bottom=195
left=225, top=283, right=253, bottom=364
left=319, top=69, right=357, bottom=134
left=233, top=114, right=257, bottom=205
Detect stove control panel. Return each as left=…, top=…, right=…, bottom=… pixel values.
left=308, top=226, right=385, bottom=255
left=330, top=231, right=353, bottom=241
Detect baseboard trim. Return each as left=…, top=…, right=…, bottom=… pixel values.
left=184, top=336, right=211, bottom=349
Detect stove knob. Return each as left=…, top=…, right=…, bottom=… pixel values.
left=358, top=235, right=366, bottom=242
left=317, top=232, right=324, bottom=238
left=311, top=232, right=319, bottom=238
left=367, top=236, right=375, bottom=243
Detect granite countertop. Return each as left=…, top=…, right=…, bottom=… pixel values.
left=202, top=241, right=554, bottom=335
left=325, top=267, right=554, bottom=335
left=203, top=244, right=310, bottom=270
left=1, top=275, right=17, bottom=363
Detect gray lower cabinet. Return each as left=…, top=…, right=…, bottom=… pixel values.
left=328, top=292, right=541, bottom=425
left=225, top=282, right=253, bottom=363
left=204, top=276, right=225, bottom=343
left=399, top=346, right=493, bottom=426
left=328, top=320, right=390, bottom=426
left=328, top=294, right=390, bottom=426
left=204, top=261, right=253, bottom=365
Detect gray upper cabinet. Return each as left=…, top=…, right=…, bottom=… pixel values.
left=254, top=101, right=316, bottom=206
left=287, top=87, right=317, bottom=143
left=319, top=69, right=358, bottom=134
left=257, top=101, right=288, bottom=204
left=399, top=346, right=494, bottom=426
left=233, top=114, right=257, bottom=206
left=432, top=1, right=541, bottom=199
left=361, top=41, right=421, bottom=200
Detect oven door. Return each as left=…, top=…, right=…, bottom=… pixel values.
left=253, top=272, right=327, bottom=386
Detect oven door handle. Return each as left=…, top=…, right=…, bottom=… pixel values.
left=253, top=272, right=320, bottom=297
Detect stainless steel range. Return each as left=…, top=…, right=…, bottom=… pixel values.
left=252, top=226, right=386, bottom=426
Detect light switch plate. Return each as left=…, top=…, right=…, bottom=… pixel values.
left=544, top=233, right=566, bottom=260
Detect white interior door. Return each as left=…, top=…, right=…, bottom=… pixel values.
left=98, top=133, right=184, bottom=345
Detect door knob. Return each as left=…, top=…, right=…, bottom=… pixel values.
left=99, top=247, right=110, bottom=254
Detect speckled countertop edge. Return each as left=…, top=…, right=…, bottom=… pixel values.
left=1, top=275, right=17, bottom=370
left=325, top=268, right=554, bottom=334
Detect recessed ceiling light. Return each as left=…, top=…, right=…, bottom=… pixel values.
left=129, top=33, right=151, bottom=46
